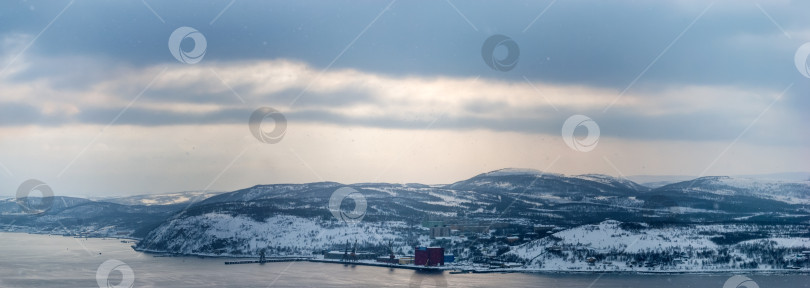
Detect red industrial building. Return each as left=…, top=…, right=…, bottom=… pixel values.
left=414, top=247, right=444, bottom=266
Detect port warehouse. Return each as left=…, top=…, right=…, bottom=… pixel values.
left=324, top=251, right=377, bottom=260
left=414, top=246, right=446, bottom=266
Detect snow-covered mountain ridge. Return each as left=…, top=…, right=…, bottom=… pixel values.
left=2, top=168, right=809, bottom=272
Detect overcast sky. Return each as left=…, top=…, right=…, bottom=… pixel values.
left=1, top=0, right=809, bottom=197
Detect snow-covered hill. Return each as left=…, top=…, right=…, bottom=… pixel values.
left=137, top=213, right=421, bottom=256
left=572, top=174, right=650, bottom=192
left=447, top=168, right=650, bottom=196
left=510, top=220, right=810, bottom=272
left=659, top=176, right=810, bottom=204
left=102, top=191, right=224, bottom=206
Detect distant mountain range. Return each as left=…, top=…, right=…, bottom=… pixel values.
left=627, top=172, right=810, bottom=188
left=133, top=168, right=808, bottom=256
left=2, top=168, right=809, bottom=266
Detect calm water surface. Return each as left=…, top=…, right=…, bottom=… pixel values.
left=0, top=232, right=807, bottom=287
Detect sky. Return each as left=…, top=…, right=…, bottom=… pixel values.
left=1, top=0, right=809, bottom=197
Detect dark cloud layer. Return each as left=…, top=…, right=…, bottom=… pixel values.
left=3, top=0, right=809, bottom=92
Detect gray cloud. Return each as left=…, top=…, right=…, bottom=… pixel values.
left=3, top=0, right=809, bottom=92
left=1, top=100, right=800, bottom=146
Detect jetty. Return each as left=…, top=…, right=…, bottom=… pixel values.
left=224, top=257, right=451, bottom=271
left=224, top=257, right=313, bottom=265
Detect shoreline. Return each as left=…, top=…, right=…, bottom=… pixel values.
left=4, top=231, right=809, bottom=276
left=216, top=256, right=810, bottom=275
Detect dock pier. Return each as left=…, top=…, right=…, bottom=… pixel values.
left=224, top=257, right=450, bottom=271
left=224, top=257, right=313, bottom=265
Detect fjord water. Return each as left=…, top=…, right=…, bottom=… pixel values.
left=1, top=233, right=807, bottom=288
